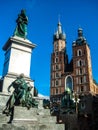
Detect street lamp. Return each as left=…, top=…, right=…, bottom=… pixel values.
left=72, top=92, right=80, bottom=114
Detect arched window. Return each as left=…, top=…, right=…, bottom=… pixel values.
left=77, top=60, right=82, bottom=67
left=77, top=49, right=82, bottom=56
left=79, top=60, right=82, bottom=66
left=80, top=68, right=82, bottom=74
left=56, top=65, right=58, bottom=70
left=81, top=86, right=84, bottom=91
left=56, top=88, right=58, bottom=94
left=55, top=80, right=59, bottom=86
left=55, top=58, right=58, bottom=63
left=65, top=76, right=73, bottom=90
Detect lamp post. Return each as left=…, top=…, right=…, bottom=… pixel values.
left=72, top=92, right=80, bottom=114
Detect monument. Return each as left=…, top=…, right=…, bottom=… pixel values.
left=0, top=9, right=65, bottom=130
left=0, top=9, right=36, bottom=94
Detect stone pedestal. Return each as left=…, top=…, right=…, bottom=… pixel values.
left=13, top=107, right=38, bottom=125
left=1, top=36, right=36, bottom=93
left=12, top=106, right=65, bottom=130
left=0, top=92, right=10, bottom=111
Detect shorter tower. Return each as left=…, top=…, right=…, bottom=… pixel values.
left=72, top=28, right=93, bottom=93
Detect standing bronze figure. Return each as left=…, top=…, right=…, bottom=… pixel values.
left=14, top=9, right=28, bottom=38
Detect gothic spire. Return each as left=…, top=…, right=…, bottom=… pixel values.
left=53, top=21, right=66, bottom=41
left=57, top=21, right=62, bottom=34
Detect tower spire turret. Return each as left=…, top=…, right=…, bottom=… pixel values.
left=53, top=21, right=66, bottom=41
left=57, top=21, right=62, bottom=34
left=73, top=27, right=87, bottom=46
left=78, top=28, right=83, bottom=37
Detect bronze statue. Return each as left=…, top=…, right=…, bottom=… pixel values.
left=14, top=9, right=28, bottom=38
left=60, top=88, right=75, bottom=114
left=3, top=74, right=38, bottom=116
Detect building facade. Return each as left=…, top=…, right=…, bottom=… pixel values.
left=50, top=22, right=98, bottom=102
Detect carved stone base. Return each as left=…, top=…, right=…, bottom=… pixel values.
left=13, top=106, right=38, bottom=124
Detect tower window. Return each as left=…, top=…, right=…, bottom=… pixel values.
left=55, top=52, right=58, bottom=56
left=55, top=80, right=59, bottom=86
left=79, top=50, right=82, bottom=56
left=81, top=86, right=84, bottom=91
left=77, top=49, right=82, bottom=56
left=79, top=77, right=83, bottom=84
left=55, top=58, right=58, bottom=63
left=56, top=64, right=59, bottom=70
left=80, top=77, right=83, bottom=83
left=56, top=72, right=59, bottom=78
left=77, top=60, right=82, bottom=67
left=56, top=88, right=58, bottom=94
left=80, top=68, right=82, bottom=75
left=79, top=60, right=82, bottom=66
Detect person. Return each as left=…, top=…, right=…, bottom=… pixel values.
left=14, top=9, right=28, bottom=38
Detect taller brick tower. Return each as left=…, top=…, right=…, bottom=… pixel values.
left=50, top=22, right=68, bottom=101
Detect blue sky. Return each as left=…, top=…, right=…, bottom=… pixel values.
left=0, top=0, right=98, bottom=96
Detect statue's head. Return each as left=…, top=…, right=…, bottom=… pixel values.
left=21, top=9, right=26, bottom=16
left=65, top=87, right=71, bottom=94
left=19, top=73, right=24, bottom=78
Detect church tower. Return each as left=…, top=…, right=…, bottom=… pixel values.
left=72, top=28, right=93, bottom=94
left=50, top=22, right=68, bottom=101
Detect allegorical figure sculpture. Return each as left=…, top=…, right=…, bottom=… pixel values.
left=60, top=88, right=75, bottom=114
left=3, top=73, right=38, bottom=117
left=14, top=9, right=28, bottom=38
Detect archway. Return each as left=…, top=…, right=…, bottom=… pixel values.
left=65, top=75, right=73, bottom=91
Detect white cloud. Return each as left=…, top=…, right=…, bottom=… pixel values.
left=38, top=93, right=49, bottom=100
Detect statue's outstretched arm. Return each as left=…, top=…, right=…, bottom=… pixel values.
left=7, top=83, right=13, bottom=92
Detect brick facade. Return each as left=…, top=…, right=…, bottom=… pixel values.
left=50, top=22, right=98, bottom=102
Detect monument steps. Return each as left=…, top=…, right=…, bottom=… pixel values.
left=0, top=123, right=64, bottom=130
left=0, top=107, right=65, bottom=130
left=0, top=113, right=9, bottom=125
